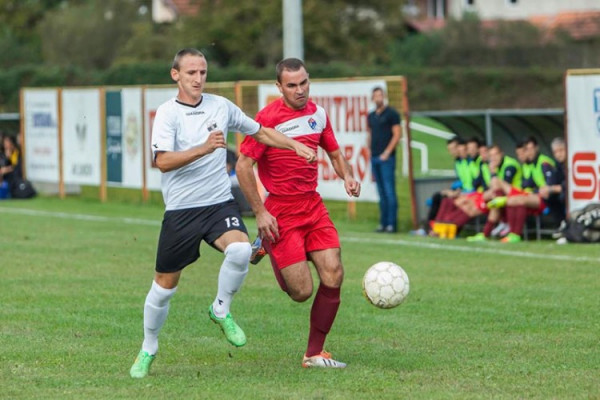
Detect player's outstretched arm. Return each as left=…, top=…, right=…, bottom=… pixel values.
left=235, top=154, right=280, bottom=242
left=327, top=149, right=361, bottom=198
left=154, top=131, right=226, bottom=172
left=253, top=126, right=316, bottom=163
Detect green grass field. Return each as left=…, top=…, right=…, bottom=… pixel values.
left=1, top=197, right=599, bottom=399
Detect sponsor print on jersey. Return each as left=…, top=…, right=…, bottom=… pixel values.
left=275, top=111, right=326, bottom=138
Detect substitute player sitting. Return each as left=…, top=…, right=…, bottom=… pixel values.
left=466, top=144, right=522, bottom=241
left=487, top=136, right=557, bottom=243
left=236, top=58, right=361, bottom=368
left=129, top=48, right=316, bottom=378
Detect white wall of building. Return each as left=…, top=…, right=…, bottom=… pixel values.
left=448, top=0, right=600, bottom=20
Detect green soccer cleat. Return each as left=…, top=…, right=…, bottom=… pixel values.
left=130, top=350, right=155, bottom=378
left=501, top=232, right=522, bottom=243
left=487, top=196, right=507, bottom=209
left=466, top=232, right=488, bottom=242
left=208, top=305, right=247, bottom=347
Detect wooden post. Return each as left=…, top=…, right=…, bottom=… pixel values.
left=141, top=86, right=149, bottom=202
left=19, top=89, right=26, bottom=179
left=234, top=81, right=244, bottom=154
left=99, top=87, right=107, bottom=202
left=402, top=78, right=418, bottom=229
left=57, top=88, right=65, bottom=199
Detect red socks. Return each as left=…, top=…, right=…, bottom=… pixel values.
left=483, top=220, right=495, bottom=237
left=445, top=207, right=471, bottom=228
left=435, top=197, right=456, bottom=222
left=507, top=205, right=527, bottom=235
left=306, top=283, right=341, bottom=357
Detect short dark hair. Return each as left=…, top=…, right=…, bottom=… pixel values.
left=524, top=136, right=538, bottom=146
left=172, top=48, right=205, bottom=70
left=489, top=144, right=503, bottom=152
left=276, top=58, right=307, bottom=82
left=447, top=137, right=459, bottom=145
left=467, top=136, right=482, bottom=147
left=515, top=139, right=526, bottom=149
left=372, top=86, right=385, bottom=95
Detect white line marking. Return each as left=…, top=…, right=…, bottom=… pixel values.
left=341, top=235, right=598, bottom=263
left=0, top=206, right=160, bottom=226
left=1, top=206, right=597, bottom=263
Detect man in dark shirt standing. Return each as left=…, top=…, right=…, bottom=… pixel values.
left=367, top=87, right=401, bottom=233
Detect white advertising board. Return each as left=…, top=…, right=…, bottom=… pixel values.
left=565, top=72, right=600, bottom=212
left=23, top=89, right=60, bottom=183
left=61, top=89, right=102, bottom=185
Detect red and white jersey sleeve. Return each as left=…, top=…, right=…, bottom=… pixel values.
left=240, top=98, right=339, bottom=197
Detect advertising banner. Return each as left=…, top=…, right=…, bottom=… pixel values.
left=61, top=89, right=101, bottom=185
left=144, top=88, right=177, bottom=191
left=105, top=88, right=144, bottom=188
left=106, top=90, right=122, bottom=184
left=23, top=89, right=60, bottom=183
left=566, top=72, right=600, bottom=212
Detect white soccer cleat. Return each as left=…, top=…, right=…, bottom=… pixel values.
left=302, top=351, right=347, bottom=368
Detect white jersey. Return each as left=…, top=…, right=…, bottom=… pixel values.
left=151, top=94, right=260, bottom=210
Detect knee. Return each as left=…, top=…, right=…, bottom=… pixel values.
left=288, top=286, right=313, bottom=303
left=224, top=242, right=252, bottom=271
left=322, top=264, right=344, bottom=288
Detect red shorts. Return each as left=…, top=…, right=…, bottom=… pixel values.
left=508, top=188, right=546, bottom=215
left=466, top=192, right=488, bottom=213
left=263, top=192, right=340, bottom=270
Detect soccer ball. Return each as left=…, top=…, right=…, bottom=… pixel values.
left=362, top=262, right=410, bottom=309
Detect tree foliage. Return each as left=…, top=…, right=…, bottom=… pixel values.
left=177, top=0, right=406, bottom=67
left=37, top=0, right=146, bottom=69
left=389, top=13, right=578, bottom=68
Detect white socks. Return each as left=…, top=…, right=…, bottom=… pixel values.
left=211, top=242, right=251, bottom=318
left=140, top=242, right=250, bottom=354
left=142, top=280, right=177, bottom=355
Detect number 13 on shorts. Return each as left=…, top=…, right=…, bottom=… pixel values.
left=225, top=217, right=240, bottom=228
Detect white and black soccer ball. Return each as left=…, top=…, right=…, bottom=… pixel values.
left=362, top=262, right=410, bottom=309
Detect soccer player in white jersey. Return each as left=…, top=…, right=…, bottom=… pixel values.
left=130, top=48, right=316, bottom=378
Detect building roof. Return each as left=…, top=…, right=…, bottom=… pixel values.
left=405, top=18, right=446, bottom=33
left=407, top=11, right=600, bottom=41
left=529, top=11, right=600, bottom=41
left=168, top=0, right=201, bottom=17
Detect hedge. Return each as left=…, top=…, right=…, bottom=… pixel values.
left=0, top=63, right=565, bottom=113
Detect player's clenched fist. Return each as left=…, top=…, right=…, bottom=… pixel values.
left=203, top=130, right=227, bottom=153
left=345, top=178, right=361, bottom=198
left=294, top=142, right=317, bottom=163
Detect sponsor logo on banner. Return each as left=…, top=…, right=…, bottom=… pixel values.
left=124, top=113, right=140, bottom=158
left=33, top=112, right=56, bottom=127
left=571, top=151, right=599, bottom=200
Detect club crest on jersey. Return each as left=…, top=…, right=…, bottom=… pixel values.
left=207, top=120, right=218, bottom=132
left=307, top=117, right=317, bottom=130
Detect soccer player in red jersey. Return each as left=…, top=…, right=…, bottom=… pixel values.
left=236, top=58, right=361, bottom=368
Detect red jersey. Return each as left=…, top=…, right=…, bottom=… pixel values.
left=240, top=98, right=339, bottom=197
